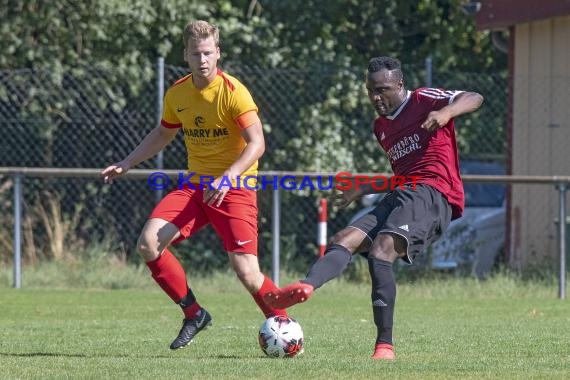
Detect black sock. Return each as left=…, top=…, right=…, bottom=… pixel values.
left=178, top=287, right=197, bottom=308
left=302, top=244, right=352, bottom=289
left=368, top=257, right=396, bottom=345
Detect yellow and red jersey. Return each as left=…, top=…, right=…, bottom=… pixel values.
left=161, top=69, right=259, bottom=183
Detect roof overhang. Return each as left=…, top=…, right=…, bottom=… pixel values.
left=474, top=0, right=570, bottom=29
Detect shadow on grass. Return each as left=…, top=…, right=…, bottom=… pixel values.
left=0, top=352, right=256, bottom=359
left=214, top=354, right=247, bottom=359
left=0, top=352, right=181, bottom=359
left=0, top=352, right=88, bottom=358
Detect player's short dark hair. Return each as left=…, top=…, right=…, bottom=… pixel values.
left=367, top=57, right=403, bottom=81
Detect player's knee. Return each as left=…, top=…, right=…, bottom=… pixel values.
left=136, top=233, right=159, bottom=261
left=369, top=250, right=397, bottom=262
left=228, top=252, right=263, bottom=291
left=369, top=234, right=404, bottom=262
left=329, top=228, right=365, bottom=253
left=233, top=266, right=260, bottom=291
left=232, top=262, right=254, bottom=281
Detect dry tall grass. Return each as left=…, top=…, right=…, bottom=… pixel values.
left=1, top=188, right=98, bottom=265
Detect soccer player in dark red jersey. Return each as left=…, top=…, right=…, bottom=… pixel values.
left=101, top=20, right=287, bottom=350
left=264, top=56, right=484, bottom=360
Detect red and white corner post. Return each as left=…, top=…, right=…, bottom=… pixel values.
left=318, top=198, right=327, bottom=257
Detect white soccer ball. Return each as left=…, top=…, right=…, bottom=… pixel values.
left=258, top=316, right=304, bottom=358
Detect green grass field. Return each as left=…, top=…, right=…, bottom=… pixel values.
left=1, top=274, right=569, bottom=379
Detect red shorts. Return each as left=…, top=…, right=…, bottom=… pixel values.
left=149, top=185, right=258, bottom=254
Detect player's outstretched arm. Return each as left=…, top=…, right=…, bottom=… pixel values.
left=101, top=126, right=178, bottom=183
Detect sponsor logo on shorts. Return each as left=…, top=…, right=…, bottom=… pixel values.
left=236, top=239, right=252, bottom=246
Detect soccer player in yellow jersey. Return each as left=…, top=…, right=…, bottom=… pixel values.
left=101, top=20, right=287, bottom=350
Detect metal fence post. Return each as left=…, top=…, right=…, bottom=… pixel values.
left=13, top=173, right=22, bottom=289
left=425, top=55, right=433, bottom=87
left=557, top=183, right=567, bottom=299
left=155, top=57, right=165, bottom=203
left=271, top=183, right=281, bottom=286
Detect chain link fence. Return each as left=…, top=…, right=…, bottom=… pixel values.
left=0, top=61, right=510, bottom=274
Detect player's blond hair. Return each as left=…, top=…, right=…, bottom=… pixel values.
left=183, top=20, right=219, bottom=47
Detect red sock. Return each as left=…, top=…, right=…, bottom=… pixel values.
left=252, top=276, right=288, bottom=318
left=146, top=249, right=201, bottom=318
left=181, top=302, right=202, bottom=319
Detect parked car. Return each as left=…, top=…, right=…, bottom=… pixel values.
left=350, top=161, right=506, bottom=278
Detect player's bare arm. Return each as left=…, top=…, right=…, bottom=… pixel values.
left=204, top=112, right=265, bottom=206
left=421, top=91, right=484, bottom=131
left=101, top=126, right=178, bottom=183
left=331, top=187, right=363, bottom=209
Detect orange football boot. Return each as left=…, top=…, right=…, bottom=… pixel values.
left=263, top=282, right=314, bottom=309
left=371, top=343, right=396, bottom=360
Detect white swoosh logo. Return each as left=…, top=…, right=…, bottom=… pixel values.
left=196, top=312, right=208, bottom=328
left=236, top=239, right=252, bottom=246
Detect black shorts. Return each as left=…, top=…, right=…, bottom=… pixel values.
left=349, top=184, right=452, bottom=264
